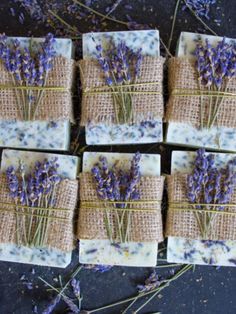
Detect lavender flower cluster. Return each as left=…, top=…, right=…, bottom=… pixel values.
left=43, top=278, right=81, bottom=314
left=187, top=149, right=236, bottom=236
left=183, top=0, right=216, bottom=20
left=137, top=270, right=161, bottom=293
left=91, top=153, right=141, bottom=242
left=0, top=32, right=56, bottom=88
left=6, top=158, right=61, bottom=207
left=91, top=152, right=141, bottom=207
left=95, top=40, right=143, bottom=87
left=195, top=38, right=236, bottom=89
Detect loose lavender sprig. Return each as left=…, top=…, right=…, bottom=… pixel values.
left=137, top=271, right=162, bottom=293
left=183, top=0, right=216, bottom=20
left=6, top=157, right=61, bottom=247
left=195, top=38, right=236, bottom=128
left=0, top=33, right=56, bottom=120
left=95, top=40, right=143, bottom=124
left=42, top=295, right=61, bottom=314
left=187, top=149, right=236, bottom=238
left=91, top=153, right=141, bottom=243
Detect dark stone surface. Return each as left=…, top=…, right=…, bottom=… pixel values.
left=0, top=1, right=235, bottom=313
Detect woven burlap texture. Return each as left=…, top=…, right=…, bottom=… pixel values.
left=79, top=56, right=165, bottom=125
left=166, top=57, right=236, bottom=128
left=0, top=56, right=75, bottom=122
left=78, top=173, right=164, bottom=242
left=0, top=174, right=78, bottom=251
left=166, top=174, right=236, bottom=240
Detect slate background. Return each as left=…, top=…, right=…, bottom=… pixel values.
left=0, top=0, right=236, bottom=313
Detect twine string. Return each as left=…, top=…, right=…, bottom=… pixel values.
left=0, top=84, right=69, bottom=91
left=83, top=81, right=162, bottom=95
left=171, top=88, right=236, bottom=98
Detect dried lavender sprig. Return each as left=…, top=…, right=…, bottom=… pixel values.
left=42, top=295, right=61, bottom=314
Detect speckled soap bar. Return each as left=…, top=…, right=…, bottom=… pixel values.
left=79, top=152, right=161, bottom=267
left=0, top=37, right=73, bottom=151
left=166, top=32, right=236, bottom=152
left=83, top=30, right=163, bottom=145
left=0, top=149, right=79, bottom=268
left=167, top=151, right=236, bottom=267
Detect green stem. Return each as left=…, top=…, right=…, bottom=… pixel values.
left=73, top=0, right=128, bottom=26
left=88, top=265, right=193, bottom=313
left=48, top=10, right=81, bottom=35
left=168, top=0, right=181, bottom=51
left=183, top=0, right=217, bottom=35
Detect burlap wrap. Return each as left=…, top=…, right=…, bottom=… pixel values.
left=79, top=56, right=165, bottom=125
left=0, top=174, right=78, bottom=251
left=78, top=173, right=164, bottom=242
left=166, top=174, right=236, bottom=240
left=0, top=56, right=75, bottom=122
left=166, top=57, right=236, bottom=128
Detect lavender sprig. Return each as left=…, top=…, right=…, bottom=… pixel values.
left=91, top=153, right=141, bottom=243
left=137, top=271, right=162, bottom=293
left=187, top=149, right=236, bottom=238
left=95, top=40, right=143, bottom=124
left=0, top=33, right=56, bottom=120
left=195, top=38, right=236, bottom=128
left=42, top=295, right=61, bottom=314
left=6, top=158, right=61, bottom=247
left=183, top=0, right=216, bottom=20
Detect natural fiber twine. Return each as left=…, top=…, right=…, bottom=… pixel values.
left=0, top=56, right=75, bottom=122
left=166, top=174, right=236, bottom=240
left=78, top=173, right=165, bottom=242
left=79, top=56, right=165, bottom=126
left=0, top=174, right=78, bottom=251
left=166, top=57, right=236, bottom=128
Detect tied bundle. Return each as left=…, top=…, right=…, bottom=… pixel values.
left=166, top=38, right=236, bottom=130
left=79, top=40, right=165, bottom=126
left=3, top=158, right=78, bottom=251
left=0, top=33, right=74, bottom=122
left=166, top=149, right=236, bottom=241
left=78, top=153, right=164, bottom=243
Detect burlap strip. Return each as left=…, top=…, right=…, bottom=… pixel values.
left=79, top=56, right=165, bottom=126
left=0, top=174, right=78, bottom=251
left=166, top=174, right=236, bottom=240
left=78, top=173, right=164, bottom=242
left=0, top=56, right=75, bottom=122
left=166, top=57, right=236, bottom=128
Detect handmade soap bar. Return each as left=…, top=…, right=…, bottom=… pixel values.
left=0, top=149, right=79, bottom=268
left=79, top=152, right=162, bottom=267
left=0, top=37, right=73, bottom=151
left=82, top=30, right=163, bottom=145
left=167, top=151, right=236, bottom=267
left=166, top=32, right=236, bottom=152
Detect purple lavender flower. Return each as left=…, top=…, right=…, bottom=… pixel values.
left=183, top=0, right=216, bottom=20
left=62, top=295, right=80, bottom=314
left=91, top=153, right=141, bottom=242
left=42, top=295, right=60, bottom=314
left=71, top=278, right=81, bottom=298
left=187, top=149, right=236, bottom=237
left=137, top=271, right=162, bottom=293
left=83, top=264, right=113, bottom=273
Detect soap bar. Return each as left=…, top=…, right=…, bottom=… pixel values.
left=79, top=152, right=161, bottom=267
left=82, top=30, right=163, bottom=145
left=167, top=151, right=236, bottom=267
left=166, top=32, right=236, bottom=152
left=0, top=37, right=73, bottom=151
left=0, top=149, right=79, bottom=268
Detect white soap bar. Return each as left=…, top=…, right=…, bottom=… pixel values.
left=0, top=149, right=79, bottom=268
left=82, top=30, right=163, bottom=145
left=0, top=37, right=73, bottom=151
left=167, top=150, right=236, bottom=267
left=166, top=31, right=236, bottom=152
left=79, top=152, right=160, bottom=267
